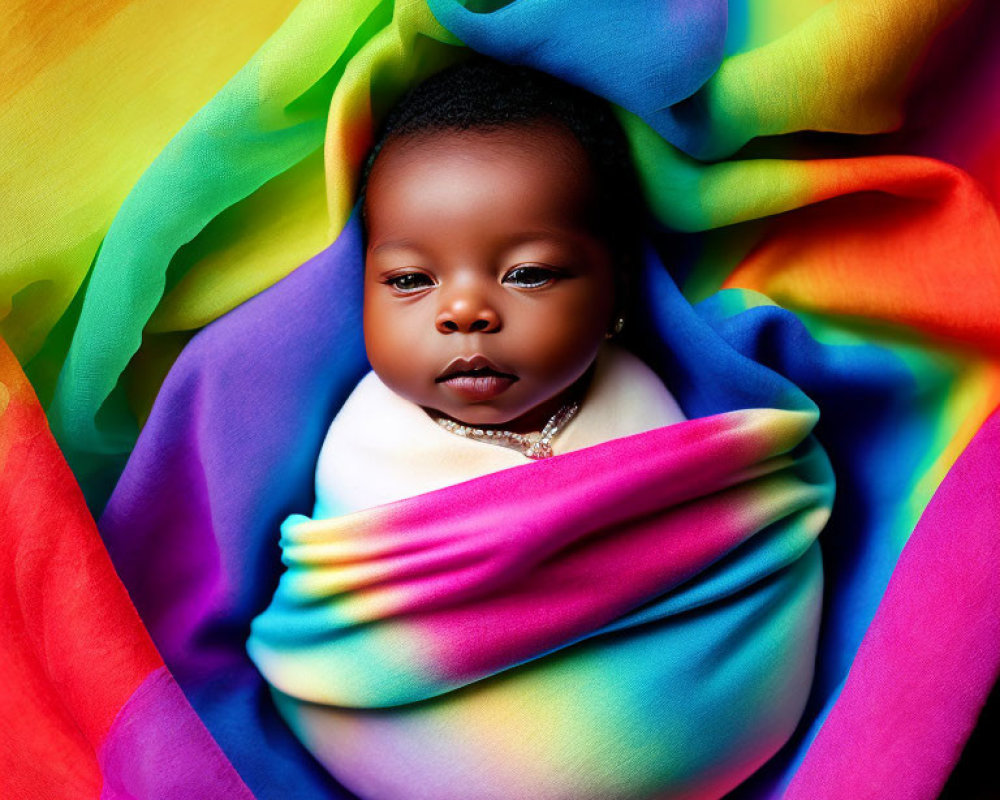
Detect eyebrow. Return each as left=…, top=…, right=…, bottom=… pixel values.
left=369, top=230, right=576, bottom=256
left=503, top=230, right=576, bottom=248
left=369, top=239, right=423, bottom=256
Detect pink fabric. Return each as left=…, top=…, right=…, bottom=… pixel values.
left=786, top=408, right=1000, bottom=799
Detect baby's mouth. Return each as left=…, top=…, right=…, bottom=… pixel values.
left=437, top=370, right=518, bottom=402
left=435, top=355, right=518, bottom=383
left=436, top=356, right=518, bottom=401
left=435, top=366, right=517, bottom=382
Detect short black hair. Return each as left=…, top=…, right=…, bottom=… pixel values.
left=358, top=55, right=646, bottom=313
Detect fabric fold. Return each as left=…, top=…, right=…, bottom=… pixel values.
left=246, top=408, right=833, bottom=800
left=249, top=407, right=833, bottom=709
left=0, top=339, right=253, bottom=800
left=4, top=1, right=999, bottom=797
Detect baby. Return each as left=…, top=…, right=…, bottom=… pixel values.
left=249, top=57, right=710, bottom=799
left=312, top=55, right=686, bottom=518
left=248, top=57, right=824, bottom=800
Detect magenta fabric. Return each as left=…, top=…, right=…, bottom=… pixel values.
left=786, top=409, right=1000, bottom=799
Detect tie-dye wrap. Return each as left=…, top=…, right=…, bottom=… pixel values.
left=3, top=1, right=1000, bottom=799
left=248, top=408, right=832, bottom=799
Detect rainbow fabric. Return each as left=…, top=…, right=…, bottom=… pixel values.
left=248, top=402, right=834, bottom=799
left=2, top=1, right=999, bottom=798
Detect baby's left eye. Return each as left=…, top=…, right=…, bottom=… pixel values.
left=502, top=265, right=560, bottom=288
left=386, top=272, right=435, bottom=293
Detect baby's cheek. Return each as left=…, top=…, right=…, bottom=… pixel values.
left=554, top=293, right=611, bottom=348
left=513, top=319, right=603, bottom=385
left=364, top=301, right=428, bottom=386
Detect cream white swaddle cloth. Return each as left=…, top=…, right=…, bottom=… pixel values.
left=312, top=342, right=687, bottom=516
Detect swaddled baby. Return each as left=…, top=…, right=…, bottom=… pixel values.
left=248, top=56, right=822, bottom=800
left=313, top=57, right=686, bottom=517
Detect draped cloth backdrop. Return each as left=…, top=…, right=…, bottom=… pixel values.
left=1, top=1, right=999, bottom=798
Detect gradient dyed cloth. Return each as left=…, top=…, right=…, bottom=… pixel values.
left=2, top=1, right=1000, bottom=799
left=248, top=405, right=833, bottom=799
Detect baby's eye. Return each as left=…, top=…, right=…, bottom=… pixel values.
left=502, top=265, right=560, bottom=288
left=385, top=272, right=435, bottom=293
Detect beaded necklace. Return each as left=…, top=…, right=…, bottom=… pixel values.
left=433, top=400, right=580, bottom=459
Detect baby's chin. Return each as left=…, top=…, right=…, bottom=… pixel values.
left=419, top=396, right=561, bottom=435
left=415, top=376, right=586, bottom=434
left=377, top=374, right=564, bottom=433
left=421, top=403, right=527, bottom=429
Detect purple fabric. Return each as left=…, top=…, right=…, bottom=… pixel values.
left=99, top=217, right=369, bottom=798
left=99, top=666, right=254, bottom=800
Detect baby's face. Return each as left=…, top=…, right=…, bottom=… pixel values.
left=362, top=123, right=616, bottom=432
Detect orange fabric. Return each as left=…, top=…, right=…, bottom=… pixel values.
left=725, top=157, right=1000, bottom=351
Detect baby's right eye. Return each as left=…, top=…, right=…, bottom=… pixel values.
left=385, top=272, right=435, bottom=293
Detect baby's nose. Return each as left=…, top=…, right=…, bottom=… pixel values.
left=435, top=295, right=501, bottom=334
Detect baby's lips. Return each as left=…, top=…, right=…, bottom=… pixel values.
left=436, top=353, right=517, bottom=382
left=438, top=373, right=518, bottom=401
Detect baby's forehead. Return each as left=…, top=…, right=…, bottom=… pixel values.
left=364, top=123, right=599, bottom=226
left=361, top=140, right=609, bottom=275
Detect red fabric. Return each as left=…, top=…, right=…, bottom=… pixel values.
left=0, top=338, right=161, bottom=799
